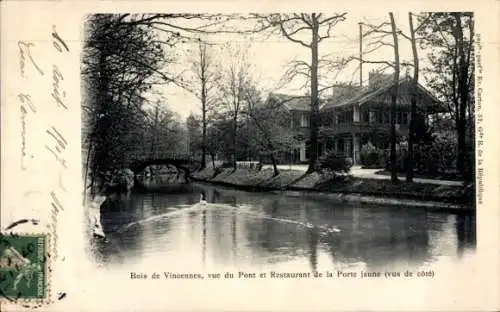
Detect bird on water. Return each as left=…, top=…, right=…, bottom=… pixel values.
left=199, top=193, right=207, bottom=205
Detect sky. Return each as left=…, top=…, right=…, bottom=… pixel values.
left=155, top=12, right=432, bottom=120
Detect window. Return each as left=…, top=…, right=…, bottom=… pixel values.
left=402, top=112, right=409, bottom=125
left=369, top=111, right=376, bottom=123
left=363, top=111, right=370, bottom=123
left=340, top=110, right=352, bottom=124
left=338, top=139, right=344, bottom=152
left=300, top=113, right=309, bottom=127
left=330, top=112, right=336, bottom=126
left=377, top=111, right=384, bottom=123
left=305, top=141, right=311, bottom=159
left=346, top=138, right=352, bottom=154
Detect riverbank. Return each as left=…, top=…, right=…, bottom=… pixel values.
left=191, top=168, right=474, bottom=211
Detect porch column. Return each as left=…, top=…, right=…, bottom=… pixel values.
left=353, top=104, right=360, bottom=122
left=344, top=138, right=350, bottom=156
left=299, top=141, right=306, bottom=162
left=369, top=111, right=376, bottom=123
left=352, top=134, right=360, bottom=165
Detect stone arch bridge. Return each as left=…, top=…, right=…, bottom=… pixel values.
left=129, top=154, right=201, bottom=182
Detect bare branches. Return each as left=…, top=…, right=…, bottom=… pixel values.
left=318, top=13, right=348, bottom=42
left=364, top=39, right=395, bottom=54
left=279, top=58, right=313, bottom=86
left=299, top=13, right=312, bottom=26
left=278, top=20, right=311, bottom=48
left=358, top=58, right=395, bottom=68
left=249, top=13, right=348, bottom=49
left=361, top=21, right=392, bottom=37
left=337, top=55, right=396, bottom=70
left=320, top=13, right=348, bottom=25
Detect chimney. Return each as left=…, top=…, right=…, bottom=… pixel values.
left=368, top=70, right=392, bottom=88
left=329, top=83, right=360, bottom=107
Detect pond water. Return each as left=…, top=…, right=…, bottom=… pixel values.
left=89, top=179, right=476, bottom=273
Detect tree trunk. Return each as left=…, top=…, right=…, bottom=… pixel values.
left=83, top=140, right=94, bottom=204
left=232, top=113, right=238, bottom=171
left=307, top=14, right=320, bottom=174
left=271, top=154, right=280, bottom=177
left=211, top=153, right=216, bottom=169
left=406, top=13, right=419, bottom=182
left=95, top=48, right=112, bottom=189
left=389, top=13, right=400, bottom=184
left=201, top=78, right=207, bottom=169
left=150, top=104, right=159, bottom=159
left=453, top=13, right=470, bottom=180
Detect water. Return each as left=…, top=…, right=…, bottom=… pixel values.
left=89, top=181, right=476, bottom=273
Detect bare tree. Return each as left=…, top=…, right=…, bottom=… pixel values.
left=334, top=15, right=405, bottom=183
left=249, top=13, right=347, bottom=173
left=335, top=16, right=402, bottom=183
left=217, top=44, right=253, bottom=171
left=188, top=41, right=220, bottom=169
left=406, top=13, right=419, bottom=182
left=392, top=13, right=434, bottom=182
left=389, top=13, right=400, bottom=183
left=242, top=88, right=300, bottom=176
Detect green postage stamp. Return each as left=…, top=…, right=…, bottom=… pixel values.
left=0, top=234, right=48, bottom=301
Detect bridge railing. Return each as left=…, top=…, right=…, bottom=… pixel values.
left=131, top=152, right=198, bottom=162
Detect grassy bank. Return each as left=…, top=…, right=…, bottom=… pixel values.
left=191, top=168, right=474, bottom=208
left=373, top=169, right=464, bottom=182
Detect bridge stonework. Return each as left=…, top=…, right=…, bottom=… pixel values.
left=129, top=154, right=201, bottom=175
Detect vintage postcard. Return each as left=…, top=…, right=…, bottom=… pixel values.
left=1, top=1, right=499, bottom=311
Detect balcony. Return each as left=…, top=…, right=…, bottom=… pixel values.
left=320, top=122, right=409, bottom=136
left=288, top=126, right=309, bottom=140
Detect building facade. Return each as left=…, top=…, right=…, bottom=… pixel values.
left=270, top=72, right=446, bottom=165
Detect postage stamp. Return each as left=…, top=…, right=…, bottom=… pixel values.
left=0, top=234, right=48, bottom=301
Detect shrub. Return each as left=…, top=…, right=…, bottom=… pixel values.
left=385, top=135, right=458, bottom=174
left=108, top=168, right=135, bottom=193
left=212, top=161, right=233, bottom=178
left=385, top=142, right=408, bottom=172
left=360, top=142, right=385, bottom=168
left=319, top=150, right=352, bottom=173
left=413, top=135, right=457, bottom=174
left=212, top=166, right=224, bottom=178
left=220, top=162, right=233, bottom=169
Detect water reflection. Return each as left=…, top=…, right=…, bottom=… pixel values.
left=201, top=207, right=207, bottom=266
left=456, top=214, right=476, bottom=256
left=90, top=183, right=476, bottom=272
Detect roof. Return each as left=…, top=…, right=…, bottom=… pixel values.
left=322, top=84, right=361, bottom=110
left=266, top=93, right=326, bottom=112
left=323, top=76, right=446, bottom=113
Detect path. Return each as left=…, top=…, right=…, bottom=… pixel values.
left=262, top=164, right=464, bottom=186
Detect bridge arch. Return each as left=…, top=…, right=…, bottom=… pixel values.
left=129, top=155, right=201, bottom=178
